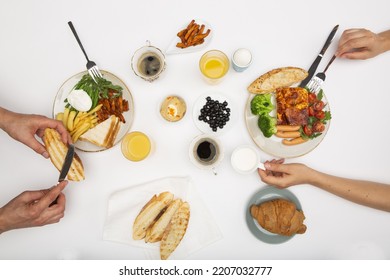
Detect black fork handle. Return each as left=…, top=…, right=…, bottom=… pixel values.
left=68, top=21, right=90, bottom=62
left=324, top=55, right=336, bottom=73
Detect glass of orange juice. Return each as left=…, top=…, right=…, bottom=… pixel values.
left=121, top=131, right=151, bottom=161
left=199, top=50, right=230, bottom=84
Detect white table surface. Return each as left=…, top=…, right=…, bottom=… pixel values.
left=0, top=0, right=389, bottom=260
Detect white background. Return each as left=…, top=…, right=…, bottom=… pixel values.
left=0, top=0, right=389, bottom=263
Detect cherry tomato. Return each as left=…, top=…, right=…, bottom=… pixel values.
left=313, top=101, right=325, bottom=111
left=314, top=110, right=325, bottom=120
left=312, top=121, right=325, bottom=132
left=308, top=106, right=315, bottom=116
left=308, top=93, right=317, bottom=103
left=303, top=125, right=312, bottom=136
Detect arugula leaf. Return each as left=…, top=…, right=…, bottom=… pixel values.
left=70, top=74, right=123, bottom=109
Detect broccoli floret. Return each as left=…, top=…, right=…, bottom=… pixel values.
left=258, top=114, right=277, bottom=138
left=250, top=94, right=274, bottom=115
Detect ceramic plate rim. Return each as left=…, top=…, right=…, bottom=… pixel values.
left=52, top=70, right=134, bottom=152
left=246, top=186, right=302, bottom=244
left=245, top=88, right=331, bottom=158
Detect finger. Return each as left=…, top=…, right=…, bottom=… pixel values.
left=38, top=119, right=72, bottom=145
left=45, top=212, right=65, bottom=224
left=257, top=168, right=284, bottom=187
left=264, top=162, right=290, bottom=173
left=257, top=168, right=270, bottom=180
left=339, top=48, right=371, bottom=60
left=26, top=137, right=50, bottom=158
left=35, top=181, right=68, bottom=210
left=336, top=35, right=372, bottom=57
left=50, top=192, right=66, bottom=209
left=337, top=29, right=367, bottom=46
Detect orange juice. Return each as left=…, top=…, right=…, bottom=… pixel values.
left=121, top=131, right=151, bottom=161
left=199, top=50, right=229, bottom=82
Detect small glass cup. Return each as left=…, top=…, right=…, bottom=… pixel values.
left=121, top=131, right=151, bottom=161
left=131, top=40, right=166, bottom=82
left=231, top=145, right=259, bottom=174
left=231, top=48, right=252, bottom=72
left=199, top=50, right=229, bottom=84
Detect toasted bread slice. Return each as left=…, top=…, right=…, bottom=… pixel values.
left=79, top=115, right=121, bottom=148
left=43, top=128, right=85, bottom=181
left=145, top=199, right=183, bottom=243
left=160, top=201, right=190, bottom=260
left=133, top=192, right=174, bottom=240
left=248, top=67, right=308, bottom=94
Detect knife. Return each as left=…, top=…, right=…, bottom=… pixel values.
left=58, top=144, right=75, bottom=182
left=49, top=144, right=74, bottom=206
left=299, top=24, right=339, bottom=88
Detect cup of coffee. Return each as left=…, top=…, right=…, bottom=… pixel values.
left=131, top=40, right=166, bottom=82
left=189, top=134, right=224, bottom=175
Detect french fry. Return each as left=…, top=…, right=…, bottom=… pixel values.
left=85, top=104, right=102, bottom=117
left=67, top=110, right=77, bottom=131
left=176, top=20, right=211, bottom=49
left=62, top=107, right=70, bottom=127
left=56, top=112, right=64, bottom=121
left=71, top=122, right=91, bottom=143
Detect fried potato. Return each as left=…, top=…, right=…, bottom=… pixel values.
left=160, top=201, right=190, bottom=260
left=176, top=19, right=211, bottom=49
left=133, top=192, right=174, bottom=240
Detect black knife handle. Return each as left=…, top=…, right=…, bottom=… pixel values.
left=299, top=55, right=322, bottom=87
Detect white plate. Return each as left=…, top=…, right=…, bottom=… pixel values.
left=53, top=70, right=134, bottom=152
left=246, top=187, right=303, bottom=244
left=165, top=19, right=212, bottom=55
left=192, top=92, right=235, bottom=135
left=245, top=90, right=331, bottom=158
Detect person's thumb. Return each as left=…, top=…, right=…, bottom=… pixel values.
left=264, top=162, right=288, bottom=173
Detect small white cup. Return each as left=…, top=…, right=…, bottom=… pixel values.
left=231, top=48, right=252, bottom=72
left=231, top=145, right=259, bottom=174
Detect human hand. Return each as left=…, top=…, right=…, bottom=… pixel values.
left=0, top=181, right=68, bottom=234
left=257, top=159, right=313, bottom=188
left=1, top=109, right=71, bottom=158
left=336, top=28, right=388, bottom=60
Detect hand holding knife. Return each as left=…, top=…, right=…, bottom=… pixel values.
left=49, top=144, right=74, bottom=206
left=299, top=24, right=339, bottom=88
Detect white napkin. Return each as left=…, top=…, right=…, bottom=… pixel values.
left=103, top=176, right=222, bottom=259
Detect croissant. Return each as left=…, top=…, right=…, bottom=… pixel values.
left=250, top=199, right=306, bottom=236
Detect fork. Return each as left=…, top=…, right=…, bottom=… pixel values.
left=307, top=54, right=337, bottom=93
left=68, top=21, right=103, bottom=83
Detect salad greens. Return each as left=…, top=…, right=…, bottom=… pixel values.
left=66, top=74, right=123, bottom=109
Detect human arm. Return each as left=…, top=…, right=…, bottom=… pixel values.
left=336, top=28, right=390, bottom=60
left=0, top=181, right=68, bottom=234
left=0, top=107, right=71, bottom=158
left=258, top=161, right=390, bottom=212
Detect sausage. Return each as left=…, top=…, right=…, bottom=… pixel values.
left=282, top=137, right=308, bottom=146
left=276, top=125, right=300, bottom=132
left=276, top=131, right=301, bottom=138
